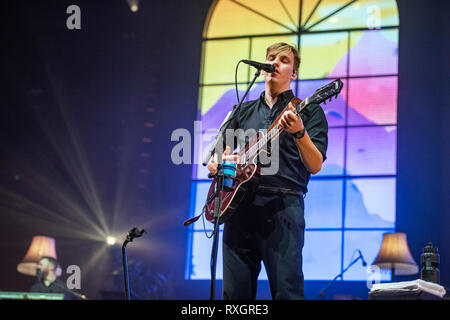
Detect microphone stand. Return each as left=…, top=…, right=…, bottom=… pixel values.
left=313, top=253, right=366, bottom=300
left=209, top=164, right=223, bottom=301
left=208, top=68, right=262, bottom=300
left=122, top=227, right=146, bottom=300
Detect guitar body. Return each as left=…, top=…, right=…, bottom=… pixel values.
left=203, top=100, right=298, bottom=224
left=204, top=156, right=260, bottom=224
left=204, top=120, right=279, bottom=224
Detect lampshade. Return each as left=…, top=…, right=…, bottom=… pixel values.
left=372, top=232, right=418, bottom=275
left=17, top=236, right=57, bottom=276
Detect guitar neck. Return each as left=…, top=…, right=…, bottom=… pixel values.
left=235, top=78, right=343, bottom=163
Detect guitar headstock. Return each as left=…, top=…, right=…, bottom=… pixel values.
left=301, top=78, right=344, bottom=109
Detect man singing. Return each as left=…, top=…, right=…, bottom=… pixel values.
left=207, top=42, right=328, bottom=299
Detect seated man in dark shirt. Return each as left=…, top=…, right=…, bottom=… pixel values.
left=207, top=42, right=328, bottom=300
left=30, top=257, right=70, bottom=299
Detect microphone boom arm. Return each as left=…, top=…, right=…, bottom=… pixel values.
left=313, top=251, right=367, bottom=299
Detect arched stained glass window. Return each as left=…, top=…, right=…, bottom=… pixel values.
left=186, top=0, right=399, bottom=282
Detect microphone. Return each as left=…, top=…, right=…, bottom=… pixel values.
left=242, top=60, right=275, bottom=73
left=358, top=250, right=367, bottom=267
left=126, top=227, right=146, bottom=243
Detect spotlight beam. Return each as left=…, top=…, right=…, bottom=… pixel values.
left=0, top=202, right=105, bottom=242
left=19, top=59, right=111, bottom=236
left=0, top=154, right=108, bottom=237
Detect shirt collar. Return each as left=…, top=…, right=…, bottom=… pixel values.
left=259, top=89, right=294, bottom=109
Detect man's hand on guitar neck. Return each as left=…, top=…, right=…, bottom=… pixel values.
left=207, top=146, right=239, bottom=174
left=278, top=105, right=304, bottom=134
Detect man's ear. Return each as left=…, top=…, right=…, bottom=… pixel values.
left=291, top=70, right=298, bottom=80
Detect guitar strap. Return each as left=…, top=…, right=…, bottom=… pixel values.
left=183, top=206, right=205, bottom=227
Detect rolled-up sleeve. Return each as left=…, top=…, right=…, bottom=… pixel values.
left=303, top=104, right=328, bottom=162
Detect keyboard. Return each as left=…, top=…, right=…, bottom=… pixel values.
left=0, top=291, right=65, bottom=300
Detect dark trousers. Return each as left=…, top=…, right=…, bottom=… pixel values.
left=223, top=190, right=305, bottom=300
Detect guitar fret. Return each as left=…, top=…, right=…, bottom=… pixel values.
left=240, top=125, right=283, bottom=165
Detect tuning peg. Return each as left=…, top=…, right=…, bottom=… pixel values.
left=329, top=97, right=332, bottom=102
left=335, top=94, right=338, bottom=99
left=323, top=101, right=327, bottom=105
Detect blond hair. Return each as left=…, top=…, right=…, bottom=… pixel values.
left=266, top=42, right=300, bottom=72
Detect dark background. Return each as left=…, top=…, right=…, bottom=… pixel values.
left=0, top=0, right=448, bottom=300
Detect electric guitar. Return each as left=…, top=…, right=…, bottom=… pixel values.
left=184, top=79, right=343, bottom=226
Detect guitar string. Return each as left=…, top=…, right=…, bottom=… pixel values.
left=238, top=99, right=307, bottom=164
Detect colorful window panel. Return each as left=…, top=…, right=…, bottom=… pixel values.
left=187, top=0, right=399, bottom=282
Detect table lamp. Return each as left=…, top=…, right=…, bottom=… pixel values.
left=372, top=232, right=418, bottom=275
left=17, top=235, right=58, bottom=276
